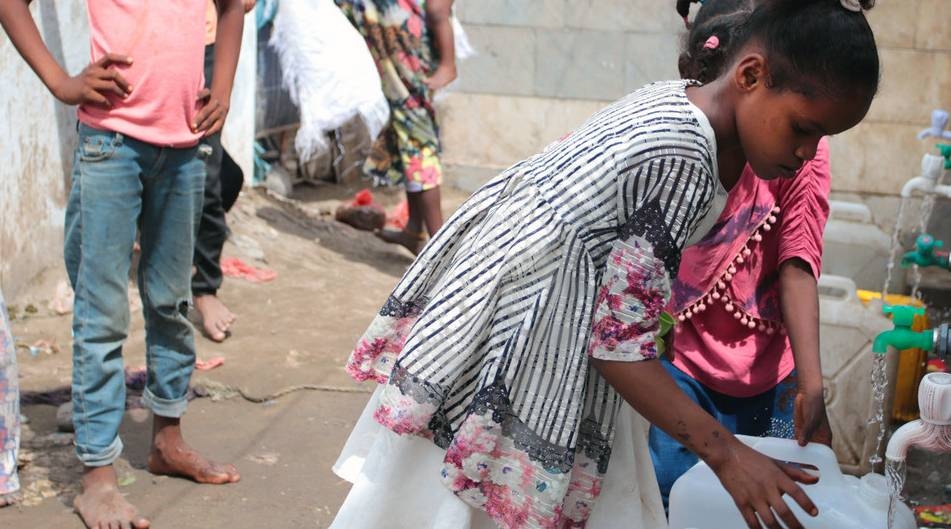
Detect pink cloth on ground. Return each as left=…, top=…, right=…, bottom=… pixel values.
left=79, top=0, right=206, bottom=147
left=668, top=139, right=831, bottom=398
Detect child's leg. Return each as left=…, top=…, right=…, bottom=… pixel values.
left=192, top=42, right=237, bottom=343
left=65, top=127, right=150, bottom=529
left=0, top=290, right=20, bottom=505
left=65, top=127, right=141, bottom=468
left=137, top=146, right=239, bottom=484
left=407, top=186, right=444, bottom=237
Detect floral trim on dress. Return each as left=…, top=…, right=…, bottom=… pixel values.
left=588, top=237, right=670, bottom=362
left=440, top=408, right=604, bottom=528
left=345, top=300, right=420, bottom=383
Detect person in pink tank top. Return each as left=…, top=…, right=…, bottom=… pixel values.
left=0, top=2, right=245, bottom=528
left=651, top=0, right=835, bottom=512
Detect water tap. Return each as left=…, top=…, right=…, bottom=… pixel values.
left=939, top=143, right=951, bottom=170
left=918, top=110, right=951, bottom=141
left=884, top=372, right=951, bottom=462
left=901, top=234, right=950, bottom=269
left=872, top=304, right=936, bottom=355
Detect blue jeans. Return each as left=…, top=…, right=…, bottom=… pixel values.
left=66, top=124, right=206, bottom=467
left=649, top=357, right=797, bottom=510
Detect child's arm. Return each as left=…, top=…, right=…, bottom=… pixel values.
left=0, top=0, right=132, bottom=106
left=593, top=358, right=818, bottom=529
left=192, top=0, right=245, bottom=136
left=423, top=0, right=456, bottom=91
left=780, top=258, right=833, bottom=447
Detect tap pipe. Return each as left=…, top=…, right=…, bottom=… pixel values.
left=900, top=152, right=949, bottom=198
left=885, top=373, right=951, bottom=461
left=884, top=420, right=929, bottom=461
left=900, top=176, right=935, bottom=198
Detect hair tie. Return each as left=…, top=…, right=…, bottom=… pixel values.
left=840, top=0, right=863, bottom=12
left=703, top=35, right=720, bottom=50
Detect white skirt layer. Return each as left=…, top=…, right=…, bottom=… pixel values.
left=330, top=386, right=667, bottom=529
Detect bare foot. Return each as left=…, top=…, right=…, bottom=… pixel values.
left=0, top=492, right=20, bottom=508
left=375, top=229, right=426, bottom=255
left=193, top=294, right=235, bottom=342
left=147, top=416, right=239, bottom=484
left=73, top=466, right=150, bottom=529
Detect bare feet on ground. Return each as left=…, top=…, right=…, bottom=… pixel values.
left=147, top=416, right=240, bottom=484
left=74, top=466, right=150, bottom=529
left=193, top=294, right=235, bottom=342
left=375, top=229, right=426, bottom=255
left=0, top=492, right=20, bottom=508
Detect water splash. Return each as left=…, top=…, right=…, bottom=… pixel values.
left=885, top=457, right=907, bottom=529
left=868, top=354, right=889, bottom=465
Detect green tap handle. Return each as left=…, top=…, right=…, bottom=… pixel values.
left=874, top=304, right=935, bottom=355
left=901, top=234, right=950, bottom=268
left=938, top=144, right=951, bottom=170
left=882, top=304, right=925, bottom=328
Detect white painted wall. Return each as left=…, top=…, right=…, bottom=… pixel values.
left=0, top=0, right=89, bottom=297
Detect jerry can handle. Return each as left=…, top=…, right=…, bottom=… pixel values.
left=736, top=435, right=844, bottom=488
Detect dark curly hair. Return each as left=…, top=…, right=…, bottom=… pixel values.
left=678, top=0, right=879, bottom=98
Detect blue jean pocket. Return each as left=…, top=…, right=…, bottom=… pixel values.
left=79, top=134, right=120, bottom=163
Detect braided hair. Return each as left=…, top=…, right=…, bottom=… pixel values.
left=679, top=0, right=879, bottom=98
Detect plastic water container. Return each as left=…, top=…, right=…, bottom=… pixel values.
left=821, top=201, right=894, bottom=291
left=668, top=436, right=917, bottom=529
left=817, top=275, right=896, bottom=474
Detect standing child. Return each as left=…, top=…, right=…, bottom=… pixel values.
left=191, top=0, right=255, bottom=343
left=0, top=2, right=244, bottom=527
left=335, top=0, right=456, bottom=255
left=650, top=0, right=835, bottom=510
left=330, top=1, right=880, bottom=528
left=0, top=289, right=19, bottom=508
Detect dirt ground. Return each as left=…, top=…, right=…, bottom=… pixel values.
left=0, top=182, right=470, bottom=529
left=1, top=181, right=948, bottom=529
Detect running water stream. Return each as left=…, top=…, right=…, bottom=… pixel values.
left=868, top=354, right=889, bottom=466
left=881, top=198, right=908, bottom=300
left=885, top=458, right=907, bottom=529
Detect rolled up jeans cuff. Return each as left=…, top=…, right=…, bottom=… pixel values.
left=141, top=387, right=188, bottom=418
left=76, top=435, right=123, bottom=467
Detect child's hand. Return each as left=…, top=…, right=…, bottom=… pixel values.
left=52, top=53, right=133, bottom=107
left=794, top=389, right=833, bottom=447
left=424, top=64, right=457, bottom=92
left=192, top=88, right=229, bottom=137
left=710, top=440, right=819, bottom=529
left=243, top=0, right=257, bottom=13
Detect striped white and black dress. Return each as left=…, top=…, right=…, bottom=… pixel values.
left=336, top=80, right=726, bottom=529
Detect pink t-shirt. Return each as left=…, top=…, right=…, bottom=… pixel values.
left=78, top=0, right=206, bottom=148
left=669, top=139, right=832, bottom=398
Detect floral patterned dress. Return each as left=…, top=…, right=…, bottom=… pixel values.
left=0, top=289, right=19, bottom=497
left=332, top=81, right=726, bottom=529
left=335, top=0, right=443, bottom=192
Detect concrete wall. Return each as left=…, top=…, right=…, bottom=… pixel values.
left=0, top=1, right=87, bottom=299
left=441, top=0, right=951, bottom=198
left=0, top=3, right=256, bottom=298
